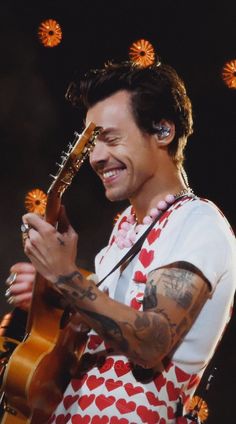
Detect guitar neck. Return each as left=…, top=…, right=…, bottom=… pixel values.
left=25, top=122, right=101, bottom=335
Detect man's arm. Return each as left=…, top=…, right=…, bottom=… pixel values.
left=22, top=211, right=210, bottom=368
left=53, top=262, right=210, bottom=368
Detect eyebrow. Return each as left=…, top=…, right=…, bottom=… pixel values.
left=97, top=127, right=120, bottom=140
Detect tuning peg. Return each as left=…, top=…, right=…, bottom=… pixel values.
left=61, top=151, right=69, bottom=157
left=49, top=174, right=57, bottom=179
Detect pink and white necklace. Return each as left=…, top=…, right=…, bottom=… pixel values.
left=115, top=189, right=193, bottom=249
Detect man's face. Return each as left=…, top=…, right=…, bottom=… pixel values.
left=86, top=90, right=159, bottom=202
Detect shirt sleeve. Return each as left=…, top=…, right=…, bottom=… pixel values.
left=152, top=201, right=235, bottom=291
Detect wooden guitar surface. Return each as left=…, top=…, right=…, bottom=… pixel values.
left=1, top=122, right=101, bottom=423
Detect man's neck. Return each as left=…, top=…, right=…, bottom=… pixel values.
left=129, top=166, right=188, bottom=224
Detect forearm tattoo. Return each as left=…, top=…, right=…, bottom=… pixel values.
left=78, top=306, right=171, bottom=364
left=78, top=308, right=129, bottom=352
left=52, top=262, right=209, bottom=366
left=54, top=271, right=97, bottom=307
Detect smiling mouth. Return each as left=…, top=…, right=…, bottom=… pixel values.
left=102, top=168, right=126, bottom=183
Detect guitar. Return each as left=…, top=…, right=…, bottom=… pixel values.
left=1, top=122, right=101, bottom=424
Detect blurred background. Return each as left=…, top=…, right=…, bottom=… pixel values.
left=0, top=1, right=235, bottom=422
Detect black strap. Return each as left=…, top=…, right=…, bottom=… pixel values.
left=97, top=196, right=187, bottom=287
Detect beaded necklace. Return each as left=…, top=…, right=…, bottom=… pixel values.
left=115, top=188, right=193, bottom=249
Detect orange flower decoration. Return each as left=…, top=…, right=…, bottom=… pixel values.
left=222, top=59, right=236, bottom=89
left=185, top=395, right=209, bottom=422
left=38, top=19, right=62, bottom=48
left=25, top=189, right=47, bottom=215
left=129, top=39, right=155, bottom=67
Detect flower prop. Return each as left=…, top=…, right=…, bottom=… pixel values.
left=38, top=19, right=62, bottom=48
left=25, top=189, right=47, bottom=215
left=221, top=59, right=236, bottom=89
left=129, top=39, right=155, bottom=67
left=185, top=395, right=209, bottom=422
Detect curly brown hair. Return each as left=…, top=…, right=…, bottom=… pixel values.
left=67, top=61, right=193, bottom=167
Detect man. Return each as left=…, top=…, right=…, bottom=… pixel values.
left=6, top=61, right=236, bottom=423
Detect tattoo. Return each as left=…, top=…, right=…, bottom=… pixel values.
left=125, top=312, right=171, bottom=357
left=55, top=271, right=97, bottom=305
left=57, top=237, right=65, bottom=246
left=143, top=278, right=158, bottom=310
left=59, top=284, right=97, bottom=302
left=144, top=314, right=171, bottom=355
left=161, top=267, right=194, bottom=309
left=78, top=308, right=129, bottom=352
left=57, top=271, right=83, bottom=285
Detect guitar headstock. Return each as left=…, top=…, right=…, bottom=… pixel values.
left=48, top=122, right=101, bottom=197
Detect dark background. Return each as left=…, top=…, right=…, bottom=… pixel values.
left=0, top=1, right=235, bottom=422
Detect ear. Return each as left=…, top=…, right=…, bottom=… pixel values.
left=152, top=120, right=175, bottom=146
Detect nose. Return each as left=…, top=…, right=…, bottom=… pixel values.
left=89, top=140, right=109, bottom=169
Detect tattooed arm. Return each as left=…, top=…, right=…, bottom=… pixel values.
left=23, top=211, right=210, bottom=368
left=53, top=262, right=210, bottom=368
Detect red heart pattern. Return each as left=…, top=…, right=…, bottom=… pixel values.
left=71, top=374, right=87, bottom=392
left=98, top=357, right=114, bottom=374
left=175, top=366, right=190, bottom=383
left=139, top=248, right=154, bottom=268
left=86, top=375, right=104, bottom=390
left=147, top=228, right=161, bottom=245
left=166, top=381, right=180, bottom=401
left=116, top=399, right=136, bottom=414
left=78, top=394, right=95, bottom=410
left=114, top=360, right=131, bottom=377
left=87, top=335, right=103, bottom=350
left=63, top=395, right=79, bottom=409
left=146, top=391, right=166, bottom=407
left=110, top=418, right=129, bottom=424
left=105, top=378, right=123, bottom=391
left=55, top=414, right=71, bottom=424
left=130, top=296, right=143, bottom=310
left=95, top=394, right=116, bottom=410
left=136, top=405, right=160, bottom=424
left=124, top=383, right=144, bottom=397
left=154, top=373, right=166, bottom=391
left=167, top=406, right=175, bottom=419
left=72, top=415, right=91, bottom=424
left=133, top=270, right=147, bottom=283
left=91, top=416, right=109, bottom=424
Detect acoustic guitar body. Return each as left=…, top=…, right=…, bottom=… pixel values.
left=2, top=278, right=88, bottom=423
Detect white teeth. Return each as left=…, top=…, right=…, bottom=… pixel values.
left=103, top=169, right=121, bottom=179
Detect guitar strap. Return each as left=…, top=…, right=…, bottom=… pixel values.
left=97, top=196, right=188, bottom=288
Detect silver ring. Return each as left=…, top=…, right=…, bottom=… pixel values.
left=6, top=272, right=17, bottom=286
left=21, top=223, right=30, bottom=234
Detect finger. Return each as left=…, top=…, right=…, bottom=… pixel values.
left=6, top=292, right=32, bottom=309
left=24, top=237, right=48, bottom=269
left=23, top=213, right=54, bottom=235
left=10, top=262, right=35, bottom=274
left=7, top=279, right=34, bottom=295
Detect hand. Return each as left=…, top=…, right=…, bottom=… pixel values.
left=5, top=262, right=36, bottom=310
left=22, top=206, right=78, bottom=284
